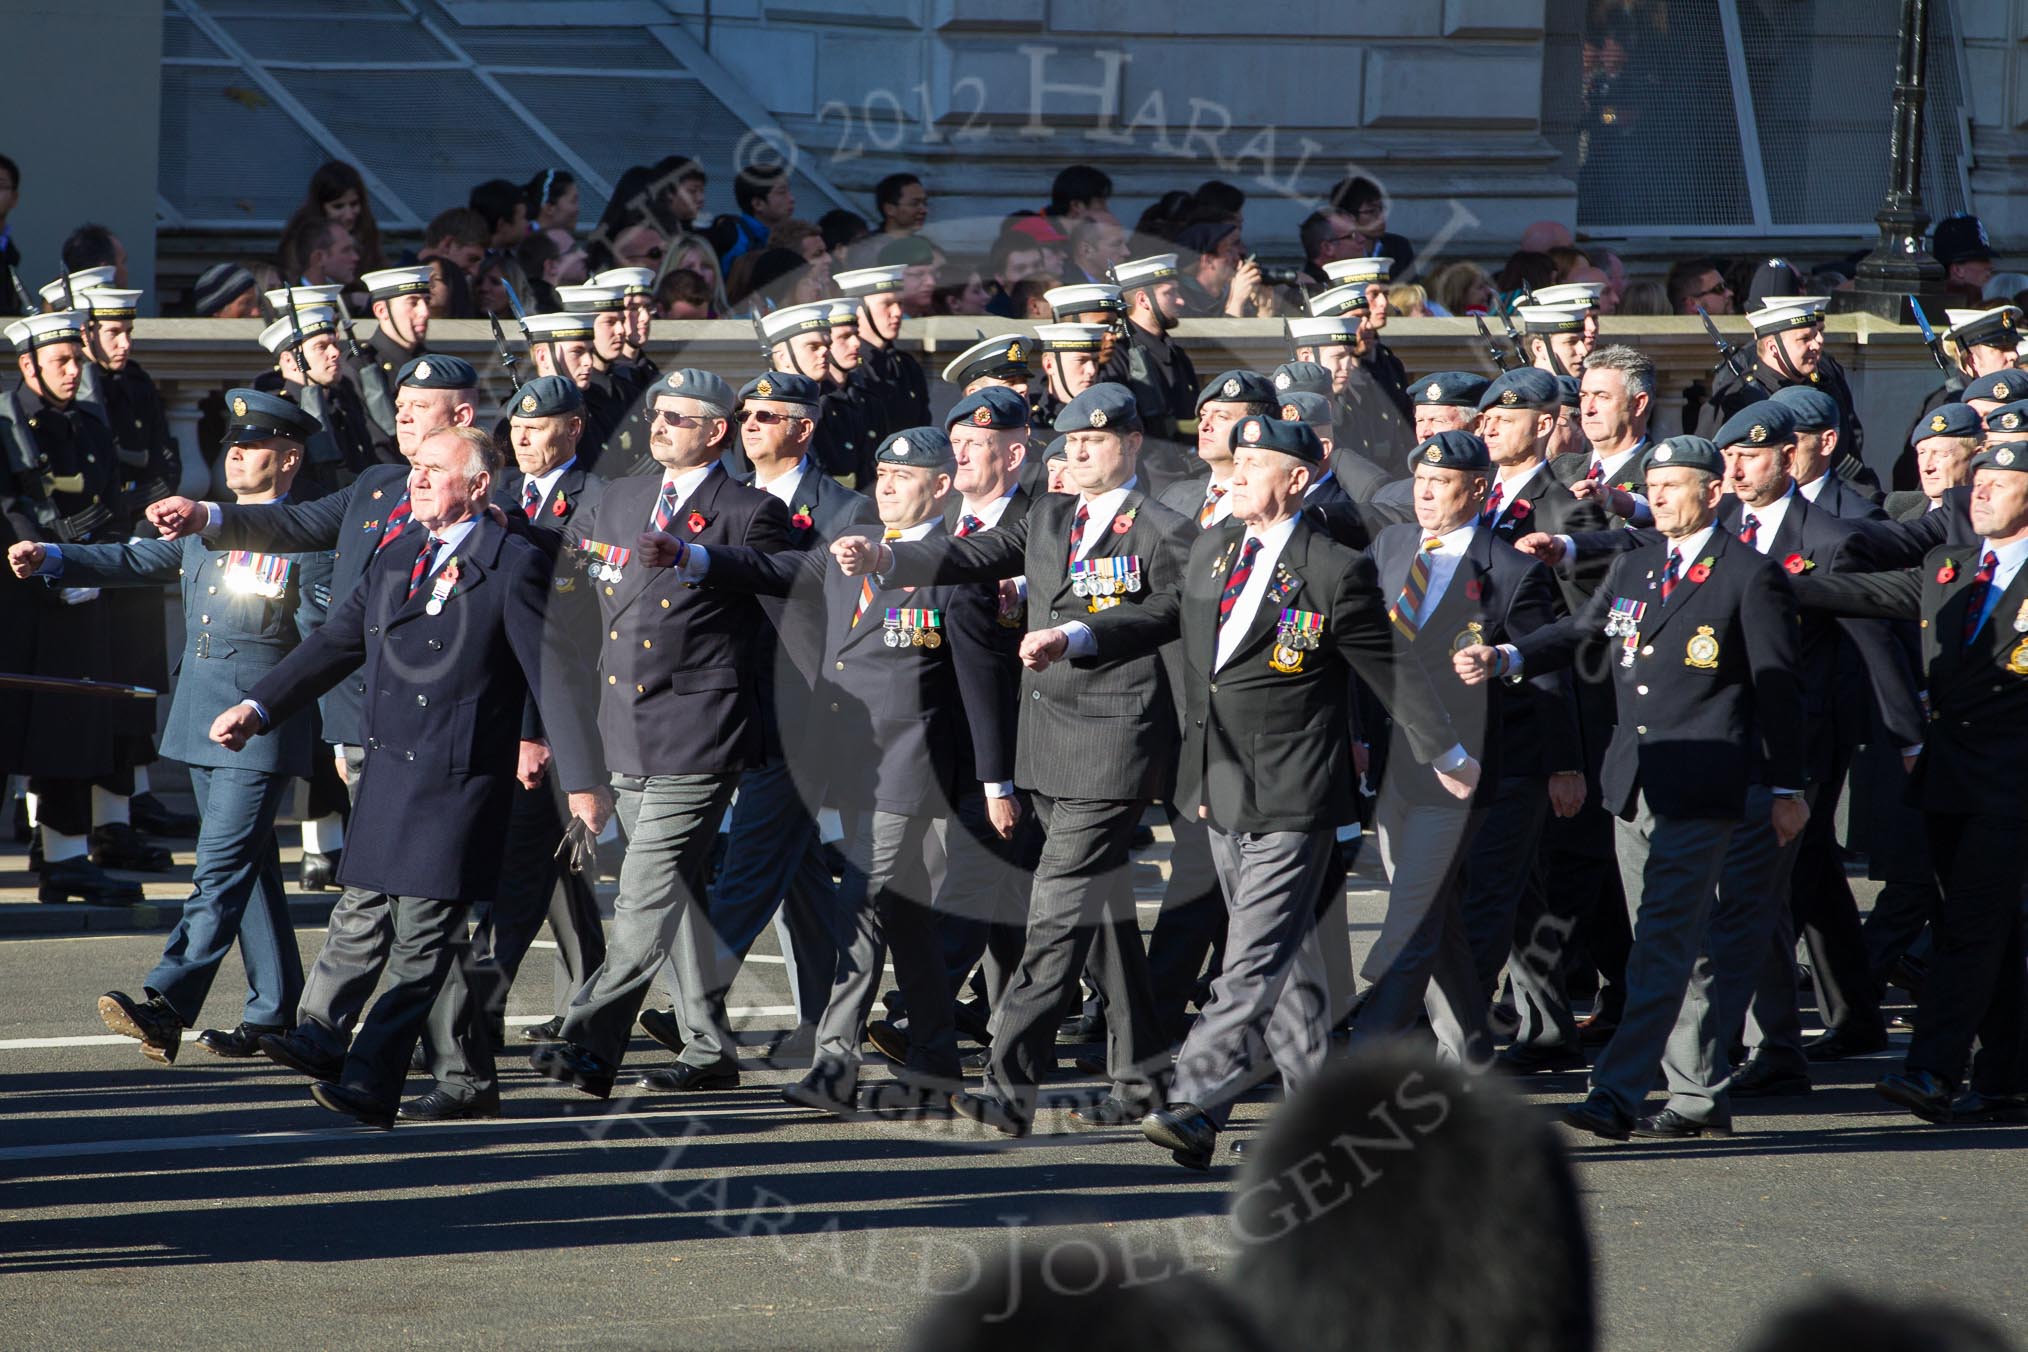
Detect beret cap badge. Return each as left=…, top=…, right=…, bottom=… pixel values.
left=1997, top=381, right=2011, bottom=399
left=1750, top=424, right=1768, bottom=443
left=415, top=360, right=432, bottom=381
left=1242, top=420, right=1261, bottom=443
left=972, top=405, right=993, bottom=426
left=669, top=371, right=685, bottom=388
left=1090, top=408, right=1108, bottom=428
left=2005, top=413, right=2023, bottom=430
left=1425, top=445, right=1442, bottom=463
left=1499, top=389, right=1518, bottom=406
left=1280, top=403, right=1300, bottom=421
left=2002, top=448, right=2019, bottom=466
left=521, top=393, right=538, bottom=413
left=1653, top=445, right=1673, bottom=462
left=755, top=376, right=773, bottom=397
left=1274, top=373, right=1291, bottom=389
left=1931, top=414, right=1948, bottom=433
left=1223, top=378, right=1240, bottom=398
left=1426, top=382, right=1442, bottom=400
left=231, top=396, right=247, bottom=417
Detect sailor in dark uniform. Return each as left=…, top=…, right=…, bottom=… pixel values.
left=1031, top=320, right=1109, bottom=443
left=348, top=265, right=434, bottom=462
left=1698, top=295, right=1872, bottom=480
left=1896, top=304, right=2021, bottom=490
left=1102, top=253, right=1199, bottom=495
left=519, top=310, right=606, bottom=468
left=757, top=299, right=874, bottom=486
left=836, top=264, right=930, bottom=435
left=258, top=302, right=375, bottom=492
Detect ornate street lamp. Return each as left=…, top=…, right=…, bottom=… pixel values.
left=1841, top=0, right=1949, bottom=320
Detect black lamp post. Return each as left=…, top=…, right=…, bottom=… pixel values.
left=1841, top=0, right=1948, bottom=320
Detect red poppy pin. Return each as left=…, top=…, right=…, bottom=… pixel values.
left=1464, top=578, right=1484, bottom=602
left=790, top=505, right=814, bottom=531
left=551, top=491, right=568, bottom=518
left=1937, top=559, right=1957, bottom=584
left=1510, top=499, right=1532, bottom=521
left=1686, top=559, right=1712, bottom=584
left=1782, top=553, right=1812, bottom=575
left=687, top=511, right=707, bottom=534
left=1111, top=512, right=1134, bottom=535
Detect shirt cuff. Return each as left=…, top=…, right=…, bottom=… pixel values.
left=1626, top=496, right=1654, bottom=528
left=1333, top=822, right=1361, bottom=842
left=983, top=781, right=1015, bottom=799
left=1900, top=744, right=1923, bottom=759
left=1057, top=622, right=1098, bottom=659
left=1555, top=533, right=1576, bottom=561
left=677, top=542, right=710, bottom=583
left=35, top=544, right=63, bottom=578
left=202, top=501, right=222, bottom=536
left=1431, top=743, right=1471, bottom=773
left=1770, top=787, right=1804, bottom=799
left=240, top=697, right=271, bottom=731
left=1496, top=642, right=1523, bottom=677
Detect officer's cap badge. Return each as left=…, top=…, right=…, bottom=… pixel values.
left=1090, top=408, right=1108, bottom=428
left=1223, top=378, right=1240, bottom=398
left=1750, top=424, right=1768, bottom=444
left=231, top=396, right=247, bottom=417
left=415, top=360, right=432, bottom=381
left=1499, top=389, right=1518, bottom=407
left=1242, top=420, right=1261, bottom=443
left=755, top=376, right=773, bottom=397
left=1280, top=403, right=1299, bottom=421
left=520, top=393, right=537, bottom=413
left=1426, top=382, right=1442, bottom=401
left=1931, top=414, right=1948, bottom=433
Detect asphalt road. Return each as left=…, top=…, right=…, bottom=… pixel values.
left=2, top=885, right=2024, bottom=1350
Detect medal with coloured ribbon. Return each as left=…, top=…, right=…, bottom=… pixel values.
left=581, top=540, right=632, bottom=583
left=222, top=550, right=293, bottom=600
left=1069, top=555, right=1141, bottom=611
left=1270, top=608, right=1323, bottom=673
left=883, top=607, right=943, bottom=649
left=424, top=557, right=460, bottom=617
left=1604, top=596, right=1647, bottom=668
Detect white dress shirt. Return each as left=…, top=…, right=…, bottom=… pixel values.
left=1066, top=481, right=1136, bottom=563
left=1796, top=471, right=1829, bottom=504
left=1971, top=535, right=2028, bottom=635
left=1197, top=478, right=1236, bottom=525
left=652, top=462, right=717, bottom=527
left=959, top=484, right=1021, bottom=530
left=756, top=456, right=811, bottom=507
left=1213, top=514, right=1301, bottom=671
left=1733, top=485, right=1796, bottom=556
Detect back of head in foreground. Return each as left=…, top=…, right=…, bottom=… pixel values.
left=1739, top=1288, right=2017, bottom=1352
left=904, top=1236, right=1266, bottom=1352
left=1227, top=1045, right=1596, bottom=1352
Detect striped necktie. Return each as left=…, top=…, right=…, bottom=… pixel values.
left=851, top=576, right=875, bottom=628
left=956, top=513, right=983, bottom=538
left=407, top=537, right=440, bottom=601
left=1483, top=479, right=1504, bottom=525
left=1066, top=503, right=1090, bottom=565
left=1964, top=550, right=2000, bottom=644
left=1218, top=536, right=1263, bottom=627
left=1659, top=548, right=1682, bottom=603
left=1388, top=538, right=1442, bottom=638
left=1739, top=512, right=1760, bottom=549
left=651, top=480, right=679, bottom=532
left=374, top=492, right=413, bottom=554
left=1199, top=483, right=1226, bottom=528
left=522, top=479, right=542, bottom=521
left=1586, top=459, right=1604, bottom=483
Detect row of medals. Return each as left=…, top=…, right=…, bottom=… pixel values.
left=884, top=614, right=942, bottom=649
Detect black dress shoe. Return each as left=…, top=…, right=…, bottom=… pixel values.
left=1069, top=1094, right=1152, bottom=1128
left=1129, top=823, right=1156, bottom=849
left=860, top=1079, right=955, bottom=1118
left=1729, top=1058, right=1813, bottom=1098
left=1141, top=1103, right=1218, bottom=1170
left=864, top=1019, right=909, bottom=1065
left=310, top=1081, right=395, bottom=1130
left=88, top=822, right=174, bottom=873
left=1632, top=1108, right=1732, bottom=1139
left=637, top=1007, right=686, bottom=1057
left=1876, top=1068, right=1954, bottom=1123
left=98, top=990, right=182, bottom=1064
left=632, top=1060, right=739, bottom=1092
left=1057, top=1012, right=1105, bottom=1043
left=961, top=1048, right=991, bottom=1072
left=950, top=1089, right=1029, bottom=1138
left=782, top=1071, right=858, bottom=1116
left=196, top=1022, right=283, bottom=1058
left=1947, top=1089, right=2028, bottom=1124
left=952, top=1000, right=992, bottom=1047
left=1804, top=1025, right=1890, bottom=1062
left=398, top=1087, right=502, bottom=1121
left=1495, top=1041, right=1588, bottom=1073
left=128, top=792, right=199, bottom=838
left=519, top=1016, right=567, bottom=1044
left=530, top=1042, right=617, bottom=1099
left=1887, top=956, right=1927, bottom=1000
left=38, top=856, right=144, bottom=905
left=259, top=1029, right=343, bottom=1082
left=1575, top=1012, right=1619, bottom=1047
left=299, top=849, right=341, bottom=891
left=1560, top=1095, right=1634, bottom=1142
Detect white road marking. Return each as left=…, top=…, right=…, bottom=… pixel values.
left=0, top=1006, right=803, bottom=1053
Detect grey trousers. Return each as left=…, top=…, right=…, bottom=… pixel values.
left=338, top=892, right=474, bottom=1110
left=981, top=793, right=1170, bottom=1120
left=1459, top=775, right=1550, bottom=998
left=291, top=744, right=383, bottom=1055
left=561, top=773, right=740, bottom=1069
left=1589, top=790, right=1758, bottom=1122
left=1172, top=826, right=1336, bottom=1128
left=808, top=808, right=960, bottom=1097
left=1357, top=793, right=1485, bottom=1063
left=1742, top=784, right=1820, bottom=1073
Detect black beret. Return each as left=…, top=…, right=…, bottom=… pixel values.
left=1985, top=399, right=2028, bottom=434
left=1711, top=400, right=1800, bottom=449
left=1195, top=369, right=1276, bottom=410
left=1231, top=414, right=1325, bottom=466
left=1408, top=429, right=1490, bottom=472
left=1476, top=367, right=1559, bottom=412
left=1054, top=382, right=1142, bottom=434
left=1270, top=361, right=1333, bottom=399
left=739, top=369, right=821, bottom=409
left=397, top=354, right=478, bottom=390
left=657, top=368, right=735, bottom=416
left=946, top=385, right=1031, bottom=431
left=1917, top=402, right=1984, bottom=440
left=1413, top=370, right=1492, bottom=409
left=221, top=387, right=321, bottom=446
left=876, top=427, right=955, bottom=470
left=1963, top=371, right=2023, bottom=404
left=1277, top=391, right=1333, bottom=427
left=1973, top=444, right=2028, bottom=471
left=1770, top=386, right=1840, bottom=433
left=509, top=374, right=583, bottom=418
left=1645, top=435, right=1725, bottom=475
left=1044, top=434, right=1069, bottom=462
left=1556, top=375, right=1582, bottom=409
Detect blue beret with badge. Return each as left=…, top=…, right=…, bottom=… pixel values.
left=1054, top=382, right=1142, bottom=434
left=1963, top=371, right=2021, bottom=404
left=222, top=387, right=322, bottom=446
left=1270, top=361, right=1333, bottom=400
left=1276, top=391, right=1334, bottom=428
left=1770, top=385, right=1840, bottom=433
left=1409, top=429, right=1491, bottom=472
left=510, top=374, right=583, bottom=418
left=739, top=369, right=821, bottom=410
left=1195, top=369, right=1277, bottom=411
left=875, top=427, right=956, bottom=470
left=397, top=353, right=477, bottom=390
left=1476, top=367, right=1559, bottom=412
left=657, top=368, right=735, bottom=416
left=1973, top=444, right=2028, bottom=471
left=1414, top=371, right=1492, bottom=409
left=946, top=385, right=1031, bottom=431
left=1645, top=435, right=1725, bottom=475
left=1231, top=414, right=1326, bottom=465
left=1985, top=398, right=2028, bottom=434
left=1044, top=434, right=1070, bottom=463
left=1556, top=375, right=1582, bottom=410
left=1919, top=402, right=1985, bottom=440
left=1712, top=400, right=1799, bottom=450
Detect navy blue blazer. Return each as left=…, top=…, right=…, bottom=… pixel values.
left=246, top=514, right=605, bottom=902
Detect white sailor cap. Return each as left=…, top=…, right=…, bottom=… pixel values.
left=557, top=284, right=626, bottom=314
left=359, top=265, right=433, bottom=300
left=1045, top=283, right=1124, bottom=319
left=37, top=267, right=117, bottom=308
left=834, top=265, right=909, bottom=297
left=5, top=310, right=85, bottom=352
left=77, top=288, right=144, bottom=320
left=1286, top=315, right=1362, bottom=347
left=1532, top=281, right=1606, bottom=310
left=1945, top=305, right=2023, bottom=349
left=263, top=285, right=344, bottom=313
left=1321, top=257, right=1392, bottom=286
left=1514, top=304, right=1588, bottom=334
left=758, top=301, right=835, bottom=345
left=1035, top=322, right=1110, bottom=353
left=521, top=311, right=597, bottom=342
left=258, top=307, right=339, bottom=354
left=1747, top=296, right=1828, bottom=335
left=821, top=299, right=861, bottom=327
left=1112, top=254, right=1180, bottom=291
left=591, top=267, right=656, bottom=296
left=940, top=333, right=1032, bottom=386
left=1308, top=283, right=1370, bottom=319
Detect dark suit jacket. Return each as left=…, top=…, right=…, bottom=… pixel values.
left=247, top=514, right=604, bottom=901
left=1858, top=485, right=1976, bottom=567
left=1803, top=472, right=1887, bottom=522
left=1796, top=544, right=2028, bottom=818
left=211, top=461, right=413, bottom=746
left=1093, top=517, right=1458, bottom=834
left=1517, top=528, right=1806, bottom=821
left=498, top=459, right=606, bottom=541
left=701, top=523, right=1011, bottom=816
left=884, top=486, right=1193, bottom=801
left=577, top=465, right=791, bottom=776
left=1367, top=523, right=1571, bottom=804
